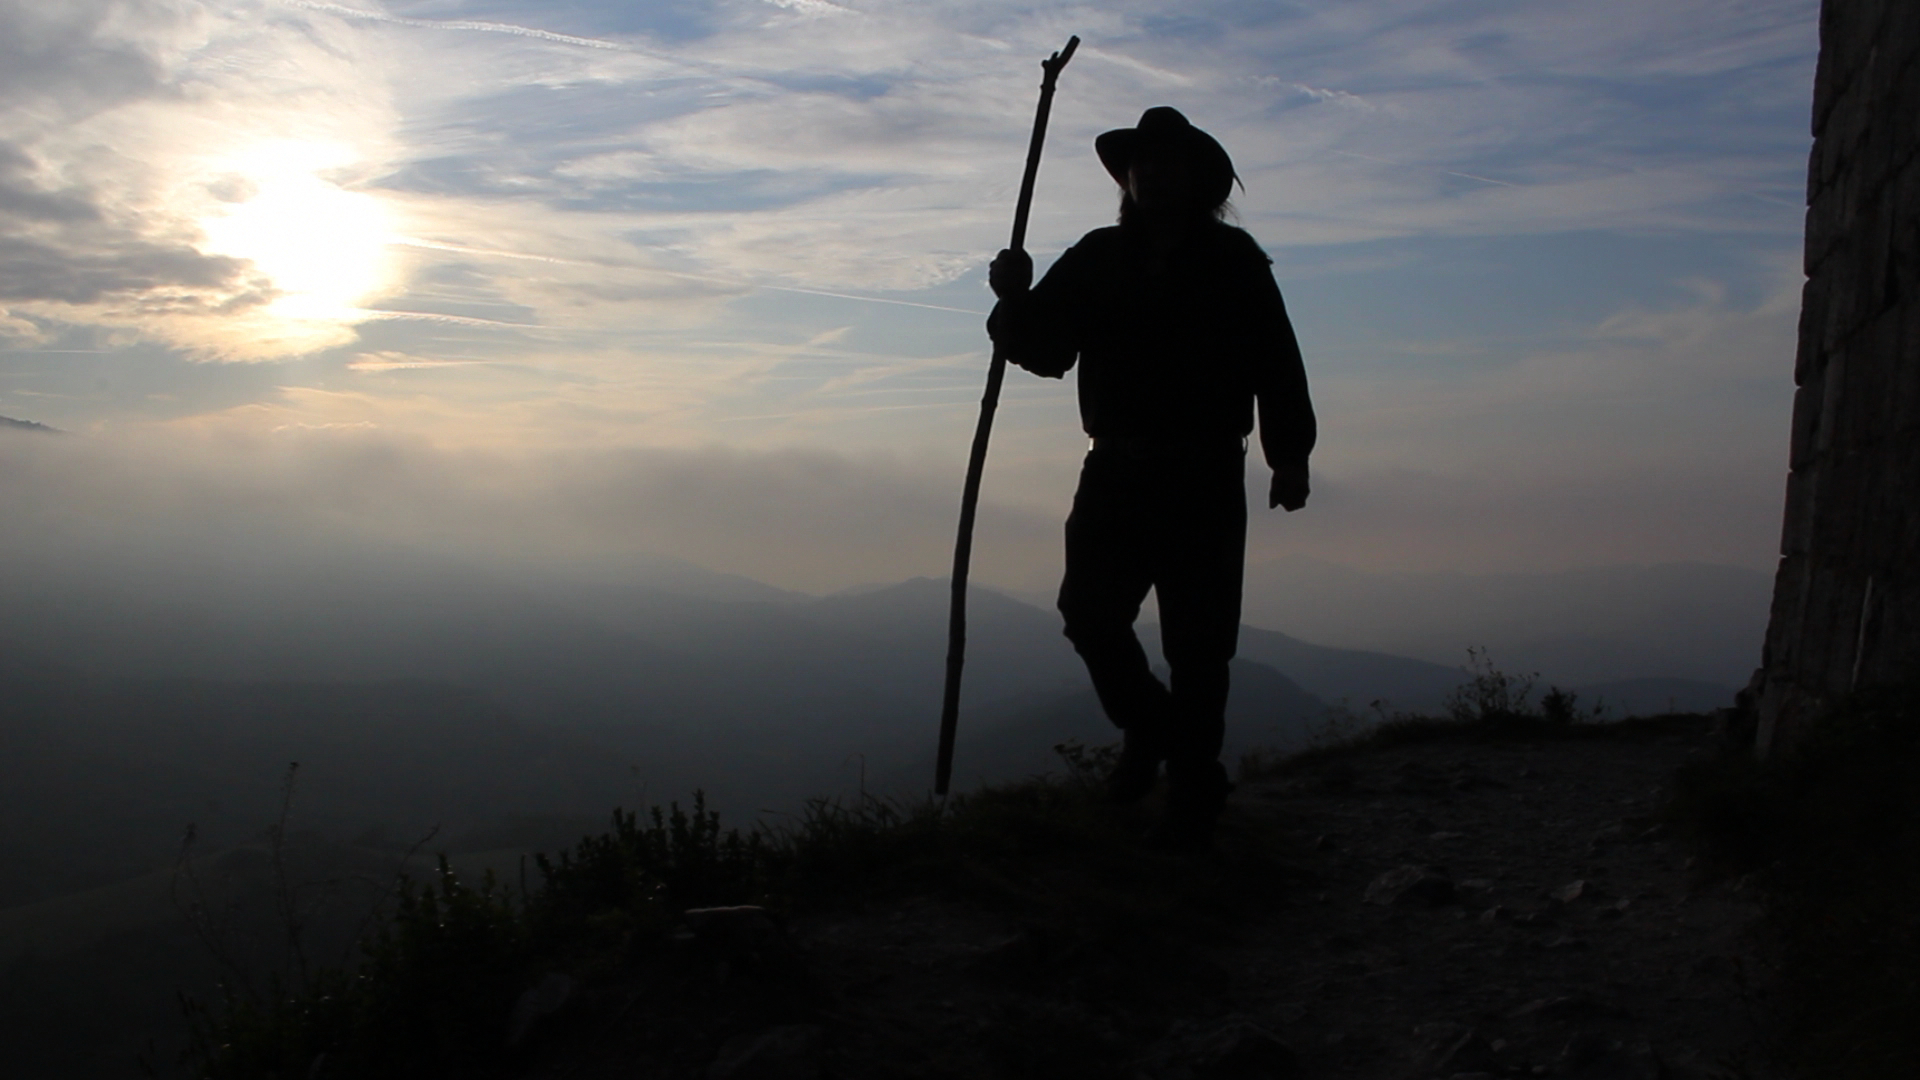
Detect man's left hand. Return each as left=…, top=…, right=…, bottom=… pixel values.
left=1269, top=460, right=1309, bottom=511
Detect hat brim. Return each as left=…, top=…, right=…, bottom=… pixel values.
left=1095, top=123, right=1236, bottom=209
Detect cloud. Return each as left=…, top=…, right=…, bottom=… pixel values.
left=290, top=1, right=634, bottom=50
left=0, top=0, right=1817, bottom=361
left=0, top=0, right=1815, bottom=588
left=758, top=0, right=855, bottom=18
left=0, top=422, right=1059, bottom=594
left=0, top=133, right=258, bottom=309
left=0, top=0, right=414, bottom=357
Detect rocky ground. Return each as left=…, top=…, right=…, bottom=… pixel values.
left=514, top=717, right=1778, bottom=1080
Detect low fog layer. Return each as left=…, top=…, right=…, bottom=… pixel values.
left=2, top=424, right=1761, bottom=874
left=0, top=416, right=1765, bottom=1078
left=3, top=426, right=1771, bottom=675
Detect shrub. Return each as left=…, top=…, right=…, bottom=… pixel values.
left=181, top=793, right=776, bottom=1079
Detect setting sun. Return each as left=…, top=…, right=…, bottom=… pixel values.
left=198, top=142, right=395, bottom=325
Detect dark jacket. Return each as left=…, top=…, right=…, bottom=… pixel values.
left=987, top=221, right=1315, bottom=470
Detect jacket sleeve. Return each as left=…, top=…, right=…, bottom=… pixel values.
left=1250, top=262, right=1317, bottom=470
left=985, top=244, right=1084, bottom=379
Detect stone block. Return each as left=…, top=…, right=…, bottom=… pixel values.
left=1765, top=554, right=1811, bottom=645
left=1892, top=161, right=1920, bottom=277
left=1894, top=295, right=1920, bottom=423
left=1794, top=277, right=1826, bottom=384
left=1825, top=76, right=1871, bottom=177
left=1816, top=344, right=1848, bottom=453
left=1862, top=596, right=1912, bottom=686
left=1818, top=273, right=1855, bottom=359
left=1780, top=467, right=1817, bottom=555
left=1811, top=110, right=1845, bottom=195
left=1849, top=199, right=1899, bottom=319
left=1851, top=310, right=1904, bottom=438
left=1810, top=1, right=1857, bottom=136
left=1805, top=191, right=1843, bottom=277
left=1808, top=564, right=1859, bottom=692
left=1809, top=573, right=1841, bottom=673
left=1789, top=380, right=1825, bottom=470
left=1861, top=26, right=1912, bottom=114
left=1856, top=131, right=1898, bottom=224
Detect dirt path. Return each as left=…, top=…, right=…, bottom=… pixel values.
left=537, top=720, right=1777, bottom=1079
left=802, top=726, right=1771, bottom=1079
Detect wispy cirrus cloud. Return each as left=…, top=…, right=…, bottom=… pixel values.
left=0, top=0, right=1818, bottom=585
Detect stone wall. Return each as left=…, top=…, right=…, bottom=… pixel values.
left=1755, top=0, right=1920, bottom=754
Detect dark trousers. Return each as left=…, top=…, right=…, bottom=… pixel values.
left=1057, top=444, right=1247, bottom=769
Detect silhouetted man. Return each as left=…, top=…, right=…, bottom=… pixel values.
left=988, top=106, right=1315, bottom=846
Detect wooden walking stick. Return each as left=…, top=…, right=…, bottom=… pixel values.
left=935, top=34, right=1079, bottom=796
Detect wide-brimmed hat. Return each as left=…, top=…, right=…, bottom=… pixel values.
left=1094, top=106, right=1238, bottom=209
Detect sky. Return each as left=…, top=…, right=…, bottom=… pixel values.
left=0, top=0, right=1820, bottom=598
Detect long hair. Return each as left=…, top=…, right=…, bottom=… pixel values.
left=1117, top=190, right=1233, bottom=228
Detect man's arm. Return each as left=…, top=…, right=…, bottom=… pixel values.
left=1250, top=264, right=1316, bottom=511
left=986, top=247, right=1081, bottom=378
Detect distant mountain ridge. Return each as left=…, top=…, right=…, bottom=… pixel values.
left=1241, top=556, right=1768, bottom=687
left=0, top=415, right=57, bottom=434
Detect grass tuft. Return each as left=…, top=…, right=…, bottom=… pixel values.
left=1244, top=648, right=1691, bottom=778
left=179, top=752, right=1296, bottom=1079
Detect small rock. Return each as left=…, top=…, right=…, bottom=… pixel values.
left=683, top=905, right=793, bottom=972
left=1410, top=1022, right=1467, bottom=1063
left=1509, top=994, right=1608, bottom=1021
left=505, top=972, right=575, bottom=1048
left=1443, top=1030, right=1497, bottom=1068
left=1546, top=935, right=1590, bottom=950
left=1429, top=831, right=1465, bottom=842
left=1187, top=1018, right=1299, bottom=1080
left=1365, top=865, right=1456, bottom=908
left=708, top=1024, right=825, bottom=1080
left=1424, top=1028, right=1497, bottom=1074
left=1548, top=880, right=1590, bottom=904
left=1478, top=905, right=1510, bottom=923
left=1621, top=1041, right=1666, bottom=1080
left=686, top=905, right=782, bottom=945
left=1692, top=954, right=1740, bottom=978
left=1558, top=1031, right=1622, bottom=1071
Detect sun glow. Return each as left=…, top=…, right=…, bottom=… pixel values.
left=199, top=142, right=396, bottom=325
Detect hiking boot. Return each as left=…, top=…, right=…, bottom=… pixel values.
left=1105, top=730, right=1164, bottom=805
left=1157, top=759, right=1233, bottom=849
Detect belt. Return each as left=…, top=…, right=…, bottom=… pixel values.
left=1089, top=434, right=1248, bottom=456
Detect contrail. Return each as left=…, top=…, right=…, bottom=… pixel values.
left=745, top=283, right=984, bottom=316
left=287, top=3, right=809, bottom=118
left=762, top=0, right=857, bottom=15
left=1328, top=148, right=1516, bottom=188
left=291, top=1, right=631, bottom=51
left=349, top=308, right=542, bottom=330
left=391, top=236, right=986, bottom=317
